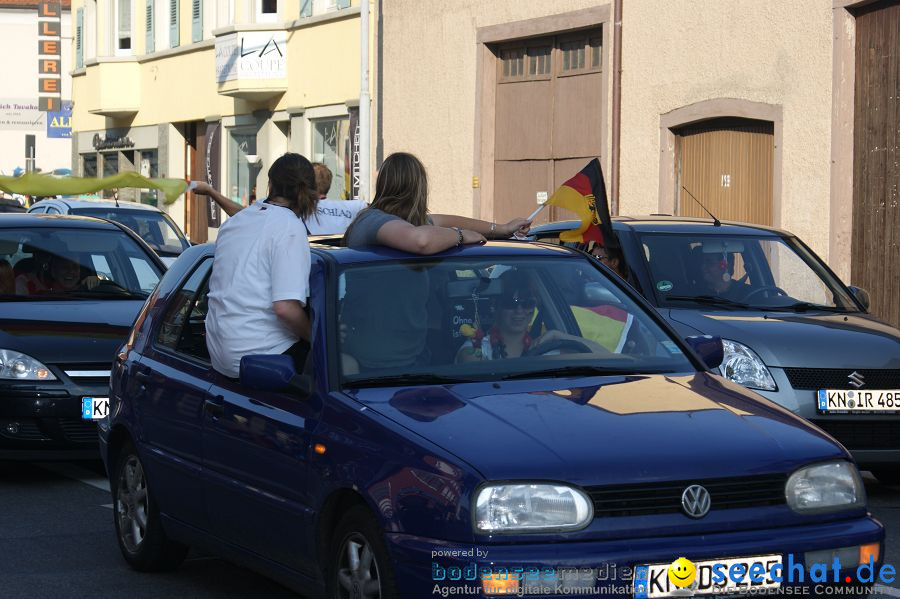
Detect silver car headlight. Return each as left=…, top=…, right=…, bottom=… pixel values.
left=475, top=484, right=593, bottom=533
left=786, top=461, right=865, bottom=514
left=718, top=339, right=776, bottom=391
left=0, top=349, right=56, bottom=381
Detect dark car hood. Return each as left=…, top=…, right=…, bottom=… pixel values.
left=0, top=300, right=139, bottom=365
left=667, top=309, right=900, bottom=369
left=348, top=373, right=844, bottom=484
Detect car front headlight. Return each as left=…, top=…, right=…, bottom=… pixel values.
left=718, top=339, right=776, bottom=391
left=0, top=349, right=56, bottom=381
left=475, top=483, right=593, bottom=533
left=786, top=461, right=865, bottom=514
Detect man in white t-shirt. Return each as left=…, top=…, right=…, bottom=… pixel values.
left=206, top=201, right=312, bottom=378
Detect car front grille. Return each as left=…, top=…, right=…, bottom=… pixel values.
left=811, top=420, right=898, bottom=450
left=584, top=474, right=787, bottom=517
left=784, top=368, right=900, bottom=390
left=58, top=419, right=99, bottom=443
left=55, top=363, right=112, bottom=387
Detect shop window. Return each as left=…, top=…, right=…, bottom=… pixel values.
left=140, top=150, right=159, bottom=206
left=82, top=154, right=97, bottom=177
left=102, top=152, right=118, bottom=198
left=312, top=118, right=349, bottom=199
left=228, top=129, right=257, bottom=207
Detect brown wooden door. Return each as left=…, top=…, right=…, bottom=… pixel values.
left=493, top=32, right=603, bottom=225
left=675, top=117, right=774, bottom=226
left=184, top=121, right=208, bottom=243
left=851, top=0, right=900, bottom=328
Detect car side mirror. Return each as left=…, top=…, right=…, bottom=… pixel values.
left=848, top=286, right=870, bottom=311
left=685, top=335, right=724, bottom=371
left=239, top=354, right=312, bottom=397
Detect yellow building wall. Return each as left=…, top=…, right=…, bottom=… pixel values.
left=619, top=0, right=834, bottom=262
left=285, top=16, right=360, bottom=109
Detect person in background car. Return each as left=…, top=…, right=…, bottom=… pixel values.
left=697, top=251, right=745, bottom=300
left=206, top=153, right=317, bottom=377
left=587, top=241, right=627, bottom=279
left=0, top=259, right=13, bottom=295
left=15, top=253, right=100, bottom=295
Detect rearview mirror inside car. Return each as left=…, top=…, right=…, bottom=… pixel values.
left=583, top=282, right=621, bottom=306
left=239, top=354, right=312, bottom=397
left=684, top=335, right=724, bottom=371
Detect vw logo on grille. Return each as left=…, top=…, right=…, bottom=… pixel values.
left=848, top=371, right=865, bottom=389
left=681, top=485, right=711, bottom=518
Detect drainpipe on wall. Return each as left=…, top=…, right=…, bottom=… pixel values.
left=610, top=0, right=622, bottom=216
left=359, top=0, right=371, bottom=202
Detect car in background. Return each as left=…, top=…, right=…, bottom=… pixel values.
left=529, top=217, right=900, bottom=484
left=28, top=198, right=189, bottom=265
left=0, top=198, right=26, bottom=213
left=0, top=214, right=164, bottom=459
left=101, top=241, right=881, bottom=597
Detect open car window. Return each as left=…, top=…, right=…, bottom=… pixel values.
left=73, top=208, right=189, bottom=256
left=336, top=256, right=693, bottom=386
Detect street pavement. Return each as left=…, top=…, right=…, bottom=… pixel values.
left=0, top=460, right=898, bottom=598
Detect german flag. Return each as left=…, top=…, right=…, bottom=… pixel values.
left=546, top=158, right=617, bottom=247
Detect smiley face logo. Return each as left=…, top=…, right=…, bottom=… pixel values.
left=668, top=557, right=696, bottom=588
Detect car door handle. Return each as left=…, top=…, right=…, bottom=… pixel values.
left=134, top=370, right=151, bottom=383
left=204, top=396, right=225, bottom=418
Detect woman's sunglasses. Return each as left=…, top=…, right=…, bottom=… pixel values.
left=499, top=296, right=537, bottom=311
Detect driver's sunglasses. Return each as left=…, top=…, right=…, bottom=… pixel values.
left=499, top=296, right=537, bottom=311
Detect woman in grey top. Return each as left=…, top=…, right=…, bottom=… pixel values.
left=342, top=152, right=531, bottom=371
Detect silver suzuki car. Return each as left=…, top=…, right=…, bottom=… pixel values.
left=530, top=217, right=900, bottom=484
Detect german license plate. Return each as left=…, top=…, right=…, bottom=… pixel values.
left=818, top=389, right=900, bottom=413
left=81, top=397, right=109, bottom=420
left=633, top=555, right=781, bottom=598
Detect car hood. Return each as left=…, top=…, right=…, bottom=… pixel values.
left=667, top=309, right=900, bottom=368
left=0, top=300, right=139, bottom=365
left=348, top=373, right=845, bottom=484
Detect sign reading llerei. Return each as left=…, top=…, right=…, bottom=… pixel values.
left=37, top=1, right=62, bottom=112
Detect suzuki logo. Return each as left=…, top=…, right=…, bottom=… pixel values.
left=848, top=371, right=865, bottom=389
left=681, top=485, right=711, bottom=518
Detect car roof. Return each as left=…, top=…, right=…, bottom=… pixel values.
left=531, top=216, right=792, bottom=237
left=33, top=198, right=164, bottom=213
left=0, top=213, right=127, bottom=230
left=308, top=239, right=579, bottom=265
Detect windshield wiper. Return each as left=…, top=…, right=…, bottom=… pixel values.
left=343, top=373, right=482, bottom=388
left=762, top=302, right=851, bottom=313
left=500, top=365, right=659, bottom=381
left=665, top=295, right=751, bottom=309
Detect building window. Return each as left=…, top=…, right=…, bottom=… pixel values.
left=499, top=47, right=525, bottom=80
left=559, top=36, right=601, bottom=76
left=227, top=129, right=257, bottom=207
left=102, top=152, right=119, bottom=198
left=117, top=0, right=132, bottom=54
left=82, top=154, right=97, bottom=177
left=312, top=118, right=349, bottom=199
left=528, top=46, right=551, bottom=77
left=256, top=0, right=278, bottom=22
left=140, top=150, right=158, bottom=206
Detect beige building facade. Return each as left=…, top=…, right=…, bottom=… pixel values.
left=70, top=0, right=367, bottom=241
left=378, top=0, right=899, bottom=327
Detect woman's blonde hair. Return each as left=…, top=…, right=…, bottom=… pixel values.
left=369, top=152, right=430, bottom=226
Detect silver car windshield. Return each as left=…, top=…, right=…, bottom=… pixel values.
left=337, top=256, right=694, bottom=385
left=637, top=233, right=859, bottom=312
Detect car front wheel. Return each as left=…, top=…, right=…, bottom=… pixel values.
left=329, top=506, right=398, bottom=599
left=112, top=441, right=188, bottom=571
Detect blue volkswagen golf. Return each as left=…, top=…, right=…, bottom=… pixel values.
left=101, top=241, right=884, bottom=598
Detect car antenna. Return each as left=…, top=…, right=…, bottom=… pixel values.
left=113, top=189, right=119, bottom=208
left=681, top=186, right=720, bottom=227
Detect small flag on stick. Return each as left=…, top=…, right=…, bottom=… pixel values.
left=546, top=158, right=617, bottom=247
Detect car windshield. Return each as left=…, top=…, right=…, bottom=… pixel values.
left=637, top=232, right=859, bottom=312
left=72, top=208, right=189, bottom=256
left=0, top=227, right=161, bottom=300
left=337, top=256, right=694, bottom=386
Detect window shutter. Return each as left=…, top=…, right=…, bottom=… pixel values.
left=191, top=0, right=201, bottom=42
left=75, top=8, right=83, bottom=67
left=169, top=0, right=179, bottom=48
left=145, top=0, right=154, bottom=53
left=300, top=0, right=311, bottom=17
left=336, top=0, right=349, bottom=8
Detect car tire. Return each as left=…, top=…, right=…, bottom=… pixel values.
left=112, top=441, right=188, bottom=571
left=871, top=469, right=900, bottom=487
left=327, top=505, right=398, bottom=599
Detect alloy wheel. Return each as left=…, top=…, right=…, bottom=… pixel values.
left=336, top=533, right=382, bottom=599
left=116, top=454, right=149, bottom=553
